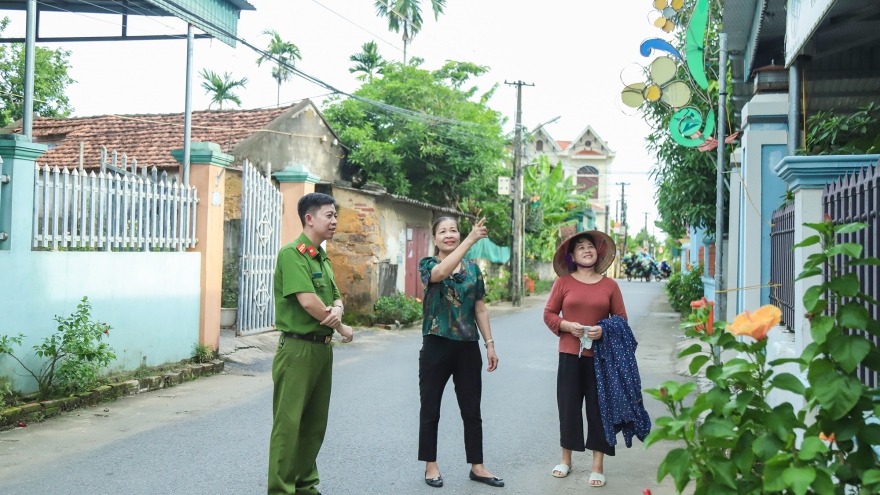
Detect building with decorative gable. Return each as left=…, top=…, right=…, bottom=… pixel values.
left=524, top=125, right=616, bottom=233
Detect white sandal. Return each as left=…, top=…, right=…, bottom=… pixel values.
left=551, top=463, right=572, bottom=478
left=589, top=472, right=606, bottom=487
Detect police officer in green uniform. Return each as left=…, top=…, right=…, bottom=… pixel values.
left=268, top=192, right=353, bottom=495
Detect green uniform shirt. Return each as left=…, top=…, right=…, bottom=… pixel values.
left=274, top=232, right=341, bottom=336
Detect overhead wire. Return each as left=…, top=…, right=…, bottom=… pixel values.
left=309, top=0, right=404, bottom=54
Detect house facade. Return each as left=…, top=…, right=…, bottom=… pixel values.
left=10, top=100, right=468, bottom=323
left=524, top=125, right=616, bottom=233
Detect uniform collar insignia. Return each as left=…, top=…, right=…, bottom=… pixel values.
left=307, top=245, right=318, bottom=258
left=296, top=243, right=307, bottom=254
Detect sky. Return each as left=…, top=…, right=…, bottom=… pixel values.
left=2, top=0, right=667, bottom=240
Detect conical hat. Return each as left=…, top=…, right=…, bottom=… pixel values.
left=552, top=230, right=616, bottom=277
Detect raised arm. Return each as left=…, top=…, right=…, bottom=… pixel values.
left=430, top=218, right=487, bottom=283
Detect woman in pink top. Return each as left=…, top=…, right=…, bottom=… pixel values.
left=543, top=230, right=627, bottom=488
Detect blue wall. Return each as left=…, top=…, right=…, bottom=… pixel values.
left=761, top=144, right=788, bottom=306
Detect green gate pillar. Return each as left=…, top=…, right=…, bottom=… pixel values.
left=0, top=135, right=47, bottom=252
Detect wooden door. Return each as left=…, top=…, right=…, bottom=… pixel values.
left=405, top=226, right=430, bottom=298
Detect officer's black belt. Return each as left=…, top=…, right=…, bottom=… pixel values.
left=283, top=331, right=332, bottom=344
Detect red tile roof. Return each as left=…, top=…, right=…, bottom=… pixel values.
left=8, top=105, right=298, bottom=171
left=573, top=149, right=603, bottom=156
left=556, top=140, right=571, bottom=150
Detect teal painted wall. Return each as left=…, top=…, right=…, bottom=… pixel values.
left=0, top=135, right=201, bottom=394
left=0, top=251, right=202, bottom=393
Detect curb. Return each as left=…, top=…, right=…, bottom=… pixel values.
left=0, top=359, right=225, bottom=430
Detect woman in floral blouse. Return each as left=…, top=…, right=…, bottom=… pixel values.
left=418, top=216, right=503, bottom=489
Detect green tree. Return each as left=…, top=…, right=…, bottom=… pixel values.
left=641, top=1, right=726, bottom=240
left=374, top=0, right=446, bottom=64
left=199, top=69, right=248, bottom=110
left=256, top=29, right=302, bottom=107
left=349, top=41, right=386, bottom=82
left=324, top=59, right=510, bottom=246
left=523, top=156, right=593, bottom=261
left=0, top=17, right=75, bottom=127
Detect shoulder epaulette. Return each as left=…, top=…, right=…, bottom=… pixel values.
left=296, top=243, right=318, bottom=258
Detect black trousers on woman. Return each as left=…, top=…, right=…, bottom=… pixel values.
left=418, top=334, right=483, bottom=464
left=557, top=352, right=616, bottom=456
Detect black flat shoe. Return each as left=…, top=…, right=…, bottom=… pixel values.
left=469, top=471, right=504, bottom=487
left=425, top=473, right=443, bottom=488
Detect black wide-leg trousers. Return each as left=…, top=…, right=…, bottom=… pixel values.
left=557, top=352, right=615, bottom=456
left=418, top=335, right=483, bottom=464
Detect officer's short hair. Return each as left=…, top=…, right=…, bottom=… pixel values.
left=298, top=193, right=337, bottom=225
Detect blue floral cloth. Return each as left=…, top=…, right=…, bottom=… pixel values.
left=593, top=315, right=652, bottom=447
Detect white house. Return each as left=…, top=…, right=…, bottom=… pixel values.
left=525, top=125, right=616, bottom=233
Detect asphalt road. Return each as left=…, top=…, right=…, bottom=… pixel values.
left=0, top=279, right=686, bottom=495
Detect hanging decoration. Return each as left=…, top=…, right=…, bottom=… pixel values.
left=619, top=0, right=715, bottom=148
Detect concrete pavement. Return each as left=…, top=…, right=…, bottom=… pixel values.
left=0, top=279, right=692, bottom=495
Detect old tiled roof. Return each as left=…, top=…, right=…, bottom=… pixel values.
left=556, top=140, right=572, bottom=150
left=9, top=105, right=296, bottom=170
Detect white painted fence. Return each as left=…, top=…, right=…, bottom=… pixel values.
left=32, top=164, right=198, bottom=251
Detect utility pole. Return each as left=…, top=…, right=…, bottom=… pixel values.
left=616, top=182, right=630, bottom=253
left=505, top=80, right=533, bottom=307
left=644, top=212, right=649, bottom=251
left=715, top=33, right=728, bottom=321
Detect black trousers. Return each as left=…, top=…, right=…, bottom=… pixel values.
left=418, top=335, right=483, bottom=464
left=557, top=352, right=615, bottom=456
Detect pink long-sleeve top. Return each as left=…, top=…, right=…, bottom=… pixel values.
left=543, top=275, right=628, bottom=357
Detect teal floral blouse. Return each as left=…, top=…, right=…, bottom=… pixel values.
left=419, top=257, right=486, bottom=341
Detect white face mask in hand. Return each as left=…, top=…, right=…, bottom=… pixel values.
left=576, top=324, right=592, bottom=354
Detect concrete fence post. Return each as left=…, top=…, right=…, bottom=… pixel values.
left=172, top=142, right=233, bottom=350
left=0, top=134, right=47, bottom=253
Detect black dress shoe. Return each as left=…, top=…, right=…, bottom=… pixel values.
left=425, top=474, right=443, bottom=488
left=469, top=471, right=504, bottom=487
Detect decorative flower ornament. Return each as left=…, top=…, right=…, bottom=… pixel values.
left=621, top=56, right=692, bottom=109
left=726, top=305, right=782, bottom=341
left=651, top=0, right=685, bottom=32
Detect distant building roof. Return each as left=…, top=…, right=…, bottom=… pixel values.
left=5, top=101, right=326, bottom=171
left=556, top=140, right=572, bottom=150
left=573, top=149, right=604, bottom=156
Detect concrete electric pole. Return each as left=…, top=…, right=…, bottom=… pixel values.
left=616, top=182, right=630, bottom=253
left=505, top=80, right=533, bottom=307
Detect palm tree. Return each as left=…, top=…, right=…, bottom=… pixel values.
left=199, top=69, right=248, bottom=110
left=374, top=0, right=446, bottom=64
left=349, top=41, right=386, bottom=82
left=256, top=29, right=302, bottom=107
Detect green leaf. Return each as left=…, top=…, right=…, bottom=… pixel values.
left=677, top=343, right=703, bottom=358
left=810, top=315, right=835, bottom=345
left=829, top=334, right=873, bottom=373
left=858, top=423, right=880, bottom=445
left=752, top=433, right=784, bottom=460
left=699, top=418, right=736, bottom=439
left=795, top=266, right=823, bottom=282
left=762, top=461, right=787, bottom=490
left=768, top=357, right=807, bottom=367
left=710, top=459, right=737, bottom=489
left=813, top=372, right=862, bottom=419
left=671, top=381, right=697, bottom=402
left=829, top=272, right=860, bottom=297
left=772, top=372, right=806, bottom=394
left=827, top=243, right=863, bottom=258
left=783, top=466, right=816, bottom=495
left=838, top=301, right=870, bottom=330
left=797, top=436, right=829, bottom=460
left=803, top=285, right=826, bottom=312
left=793, top=235, right=820, bottom=248
left=864, top=469, right=880, bottom=485
left=688, top=355, right=710, bottom=376
left=804, top=221, right=832, bottom=234
left=834, top=222, right=867, bottom=234
left=812, top=469, right=835, bottom=494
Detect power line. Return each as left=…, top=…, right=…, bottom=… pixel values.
left=310, top=0, right=404, bottom=54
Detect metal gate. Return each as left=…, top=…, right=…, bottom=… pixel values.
left=237, top=160, right=282, bottom=336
